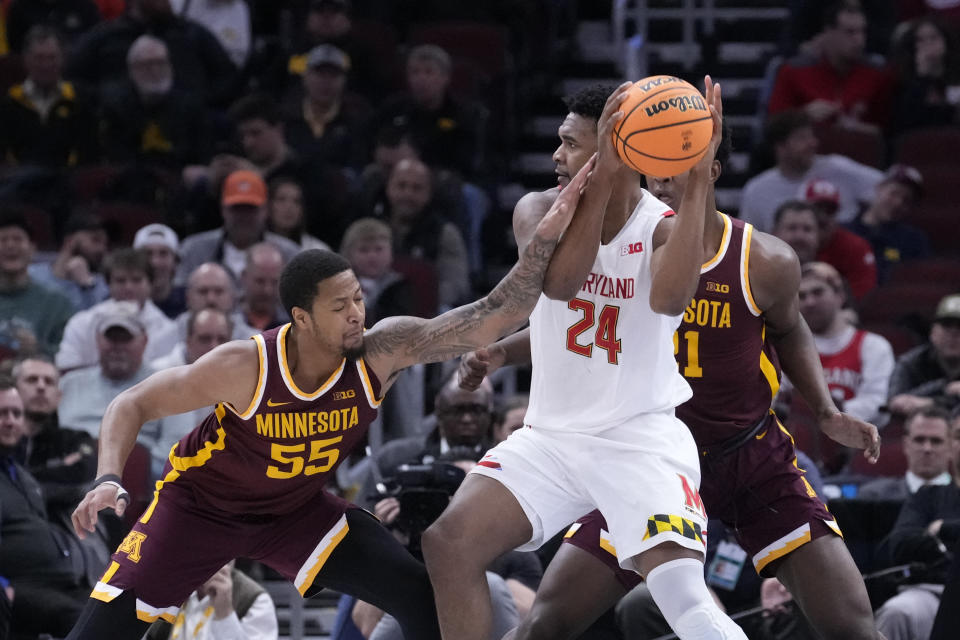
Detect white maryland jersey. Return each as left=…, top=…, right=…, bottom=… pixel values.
left=524, top=190, right=693, bottom=433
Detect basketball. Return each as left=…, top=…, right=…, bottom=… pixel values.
left=612, top=75, right=713, bottom=178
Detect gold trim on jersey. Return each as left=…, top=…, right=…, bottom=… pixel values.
left=294, top=513, right=350, bottom=595
left=598, top=528, right=618, bottom=558
left=90, top=561, right=122, bottom=602
left=135, top=600, right=179, bottom=623
left=357, top=359, right=382, bottom=408
left=278, top=324, right=347, bottom=400
left=753, top=522, right=811, bottom=573
left=139, top=421, right=228, bottom=525
left=759, top=325, right=781, bottom=400
left=700, top=212, right=731, bottom=273
left=740, top=224, right=762, bottom=316
left=223, top=333, right=268, bottom=419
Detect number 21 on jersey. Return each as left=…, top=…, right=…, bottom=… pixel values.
left=565, top=298, right=622, bottom=364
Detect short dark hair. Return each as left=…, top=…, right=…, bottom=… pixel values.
left=0, top=206, right=32, bottom=238
left=23, top=25, right=63, bottom=53
left=764, top=110, right=812, bottom=148
left=0, top=375, right=17, bottom=394
left=714, top=119, right=733, bottom=170
left=822, top=1, right=863, bottom=30
left=773, top=199, right=817, bottom=227
left=228, top=93, right=282, bottom=127
left=905, top=406, right=950, bottom=435
left=279, top=249, right=352, bottom=316
left=103, top=248, right=153, bottom=284
left=562, top=84, right=618, bottom=122
left=11, top=354, right=57, bottom=382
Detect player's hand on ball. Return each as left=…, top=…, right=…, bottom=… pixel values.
left=692, top=75, right=723, bottom=175
left=596, top=81, right=632, bottom=174
left=71, top=482, right=129, bottom=538
left=819, top=412, right=881, bottom=464
left=458, top=346, right=506, bottom=391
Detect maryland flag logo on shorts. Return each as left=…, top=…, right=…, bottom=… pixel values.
left=643, top=514, right=705, bottom=546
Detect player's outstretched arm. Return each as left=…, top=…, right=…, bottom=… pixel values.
left=649, top=76, right=722, bottom=315
left=364, top=158, right=592, bottom=382
left=71, top=340, right=260, bottom=537
left=458, top=328, right=533, bottom=391
left=752, top=233, right=881, bottom=463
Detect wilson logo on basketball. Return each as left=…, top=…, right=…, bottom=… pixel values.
left=644, top=94, right=708, bottom=117
left=620, top=241, right=643, bottom=256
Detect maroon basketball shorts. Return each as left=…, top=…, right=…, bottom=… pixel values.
left=564, top=412, right=841, bottom=584
left=89, top=480, right=352, bottom=622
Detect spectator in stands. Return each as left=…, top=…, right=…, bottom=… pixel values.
left=493, top=394, right=527, bottom=444
left=800, top=178, right=877, bottom=299
left=281, top=0, right=389, bottom=103
left=170, top=0, right=251, bottom=68
left=100, top=34, right=211, bottom=169
left=177, top=153, right=258, bottom=234
left=845, top=165, right=931, bottom=284
left=57, top=248, right=177, bottom=371
left=149, top=308, right=232, bottom=476
left=176, top=170, right=300, bottom=285
left=5, top=0, right=101, bottom=53
left=133, top=223, right=185, bottom=319
left=373, top=158, right=470, bottom=310
left=890, top=16, right=960, bottom=135
left=859, top=407, right=952, bottom=501
left=341, top=218, right=415, bottom=327
left=157, top=263, right=255, bottom=351
left=740, top=110, right=883, bottom=232
left=767, top=1, right=895, bottom=132
left=0, top=379, right=99, bottom=638
left=0, top=26, right=98, bottom=168
left=58, top=301, right=161, bottom=446
left=266, top=177, right=330, bottom=251
left=68, top=0, right=238, bottom=106
left=13, top=355, right=96, bottom=513
left=378, top=44, right=487, bottom=179
left=875, top=406, right=960, bottom=640
left=359, top=125, right=420, bottom=212
left=889, top=293, right=960, bottom=416
left=772, top=200, right=821, bottom=264
left=144, top=560, right=278, bottom=640
left=227, top=94, right=351, bottom=246
left=0, top=209, right=75, bottom=357
left=238, top=243, right=288, bottom=331
left=283, top=43, right=373, bottom=171
left=28, top=211, right=109, bottom=311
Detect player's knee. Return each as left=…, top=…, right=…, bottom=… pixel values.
left=421, top=514, right=475, bottom=572
left=673, top=602, right=747, bottom=640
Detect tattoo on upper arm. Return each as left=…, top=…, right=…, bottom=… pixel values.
left=365, top=233, right=558, bottom=366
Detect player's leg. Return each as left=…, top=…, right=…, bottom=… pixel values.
left=308, top=508, right=441, bottom=640
left=512, top=538, right=628, bottom=640
left=64, top=590, right=151, bottom=640
left=422, top=473, right=535, bottom=640
left=773, top=535, right=881, bottom=640
left=423, top=428, right=590, bottom=640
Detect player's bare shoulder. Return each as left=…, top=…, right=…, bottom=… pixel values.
left=747, top=226, right=802, bottom=311
left=513, top=187, right=560, bottom=253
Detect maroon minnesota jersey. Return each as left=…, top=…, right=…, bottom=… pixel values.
left=675, top=214, right=781, bottom=446
left=158, top=323, right=382, bottom=515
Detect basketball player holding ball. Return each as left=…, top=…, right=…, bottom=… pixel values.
left=459, top=92, right=884, bottom=640
left=423, top=78, right=750, bottom=639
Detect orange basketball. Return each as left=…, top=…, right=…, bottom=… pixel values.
left=611, top=75, right=713, bottom=178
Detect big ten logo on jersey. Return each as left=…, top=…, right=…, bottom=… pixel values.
left=333, top=389, right=356, bottom=401
left=705, top=281, right=729, bottom=294
left=255, top=406, right=360, bottom=480
left=118, top=530, right=147, bottom=563
left=619, top=241, right=643, bottom=256
left=678, top=474, right=706, bottom=519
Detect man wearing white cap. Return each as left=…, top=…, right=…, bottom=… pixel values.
left=58, top=300, right=161, bottom=449
left=133, top=223, right=185, bottom=318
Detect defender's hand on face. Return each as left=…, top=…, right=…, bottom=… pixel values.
left=595, top=81, right=632, bottom=174
left=538, top=154, right=596, bottom=240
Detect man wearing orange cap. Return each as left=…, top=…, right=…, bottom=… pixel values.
left=176, top=170, right=301, bottom=287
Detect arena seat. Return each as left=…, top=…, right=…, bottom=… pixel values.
left=889, top=256, right=960, bottom=285
left=392, top=256, right=439, bottom=319
left=21, top=204, right=56, bottom=251
left=94, top=202, right=162, bottom=247
left=858, top=282, right=956, bottom=325
left=408, top=22, right=510, bottom=80
left=815, top=125, right=885, bottom=168
left=912, top=203, right=960, bottom=256
left=895, top=125, right=960, bottom=168
left=0, top=54, right=24, bottom=94
left=70, top=164, right=122, bottom=203
left=861, top=321, right=923, bottom=357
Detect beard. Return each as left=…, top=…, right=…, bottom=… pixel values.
left=343, top=341, right=366, bottom=362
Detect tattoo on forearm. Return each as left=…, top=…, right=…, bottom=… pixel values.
left=365, top=232, right=558, bottom=365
